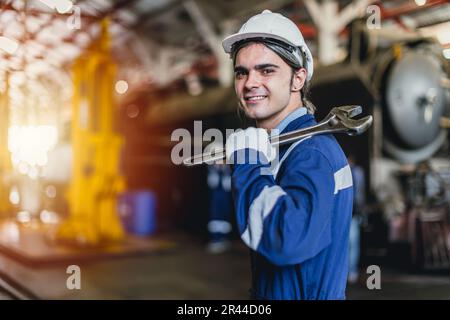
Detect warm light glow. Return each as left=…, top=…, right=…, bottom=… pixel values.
left=415, top=0, right=426, bottom=6
left=45, top=185, right=57, bottom=198
left=8, top=125, right=58, bottom=171
left=28, top=166, right=39, bottom=180
left=18, top=162, right=29, bottom=175
left=0, top=221, right=20, bottom=244
left=9, top=186, right=20, bottom=205
left=115, top=80, right=129, bottom=94
left=17, top=210, right=31, bottom=223
left=40, top=210, right=59, bottom=224
left=0, top=36, right=19, bottom=54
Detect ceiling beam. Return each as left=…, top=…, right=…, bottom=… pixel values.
left=378, top=0, right=449, bottom=20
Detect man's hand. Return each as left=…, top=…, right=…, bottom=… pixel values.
left=225, top=128, right=276, bottom=164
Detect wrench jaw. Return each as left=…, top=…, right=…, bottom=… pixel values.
left=346, top=115, right=373, bottom=136
left=330, top=105, right=372, bottom=136
left=331, top=105, right=362, bottom=119
left=326, top=106, right=373, bottom=136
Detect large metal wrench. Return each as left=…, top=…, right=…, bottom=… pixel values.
left=182, top=105, right=373, bottom=167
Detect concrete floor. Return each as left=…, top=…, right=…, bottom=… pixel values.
left=0, top=233, right=251, bottom=299
left=0, top=232, right=450, bottom=299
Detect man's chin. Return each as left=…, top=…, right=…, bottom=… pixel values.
left=243, top=106, right=270, bottom=120
left=245, top=114, right=273, bottom=126
left=244, top=112, right=263, bottom=121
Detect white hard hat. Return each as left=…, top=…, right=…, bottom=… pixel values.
left=222, top=10, right=314, bottom=81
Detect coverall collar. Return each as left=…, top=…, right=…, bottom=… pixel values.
left=271, top=106, right=307, bottom=136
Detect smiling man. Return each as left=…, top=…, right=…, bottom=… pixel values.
left=222, top=10, right=354, bottom=300
left=233, top=43, right=304, bottom=130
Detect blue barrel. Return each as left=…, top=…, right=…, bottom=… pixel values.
left=118, top=190, right=157, bottom=236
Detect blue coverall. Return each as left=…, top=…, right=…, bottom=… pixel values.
left=230, top=107, right=353, bottom=300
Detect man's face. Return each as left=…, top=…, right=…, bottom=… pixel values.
left=234, top=43, right=305, bottom=127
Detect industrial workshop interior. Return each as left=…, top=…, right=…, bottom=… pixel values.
left=0, top=0, right=448, bottom=301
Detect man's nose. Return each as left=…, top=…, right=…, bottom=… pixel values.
left=244, top=71, right=261, bottom=90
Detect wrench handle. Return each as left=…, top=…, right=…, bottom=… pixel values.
left=182, top=112, right=372, bottom=167
left=182, top=118, right=342, bottom=167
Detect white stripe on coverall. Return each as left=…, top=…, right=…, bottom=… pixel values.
left=241, top=185, right=286, bottom=250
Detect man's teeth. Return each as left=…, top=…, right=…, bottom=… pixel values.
left=247, top=96, right=266, bottom=101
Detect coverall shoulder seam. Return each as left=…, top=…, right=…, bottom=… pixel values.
left=287, top=141, right=335, bottom=174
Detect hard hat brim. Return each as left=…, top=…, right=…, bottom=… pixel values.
left=222, top=32, right=297, bottom=54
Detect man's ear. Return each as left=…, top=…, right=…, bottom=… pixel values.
left=291, top=68, right=307, bottom=92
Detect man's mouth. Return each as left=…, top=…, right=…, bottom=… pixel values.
left=244, top=95, right=267, bottom=102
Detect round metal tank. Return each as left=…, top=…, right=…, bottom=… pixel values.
left=377, top=44, right=449, bottom=163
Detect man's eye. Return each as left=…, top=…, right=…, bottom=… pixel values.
left=235, top=71, right=246, bottom=79
left=262, top=69, right=274, bottom=75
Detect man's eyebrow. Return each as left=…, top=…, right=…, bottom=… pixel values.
left=254, top=63, right=279, bottom=70
left=234, top=66, right=248, bottom=73
left=234, top=64, right=280, bottom=73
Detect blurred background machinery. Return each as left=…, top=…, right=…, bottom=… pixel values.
left=311, top=24, right=450, bottom=269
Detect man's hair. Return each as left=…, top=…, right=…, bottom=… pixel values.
left=231, top=39, right=316, bottom=115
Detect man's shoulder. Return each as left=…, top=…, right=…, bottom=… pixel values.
left=291, top=134, right=348, bottom=171
left=276, top=114, right=349, bottom=173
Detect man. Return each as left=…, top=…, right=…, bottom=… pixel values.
left=222, top=10, right=353, bottom=300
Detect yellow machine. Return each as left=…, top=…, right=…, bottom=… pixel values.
left=0, top=74, right=12, bottom=216
left=57, top=19, right=126, bottom=245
